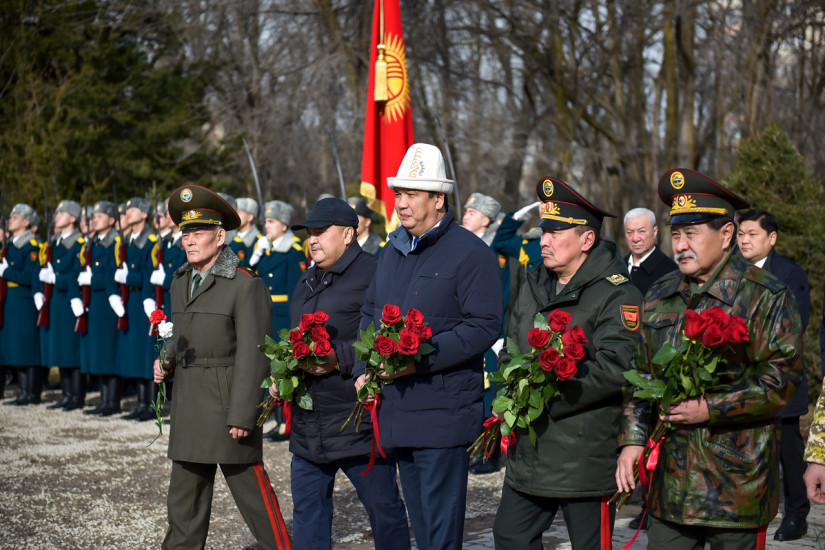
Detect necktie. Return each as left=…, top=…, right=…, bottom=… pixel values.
left=191, top=273, right=202, bottom=297
left=411, top=236, right=420, bottom=251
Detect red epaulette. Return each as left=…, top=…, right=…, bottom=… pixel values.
left=237, top=266, right=255, bottom=278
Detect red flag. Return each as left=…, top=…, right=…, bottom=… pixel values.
left=360, top=0, right=413, bottom=227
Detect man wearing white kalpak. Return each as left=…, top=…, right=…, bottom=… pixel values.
left=355, top=143, right=504, bottom=550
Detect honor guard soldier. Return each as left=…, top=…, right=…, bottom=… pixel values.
left=492, top=200, right=543, bottom=274
left=230, top=197, right=263, bottom=268
left=77, top=201, right=124, bottom=416
left=0, top=204, right=43, bottom=405
left=154, top=185, right=291, bottom=550
left=37, top=200, right=86, bottom=410
left=462, top=192, right=510, bottom=475
left=217, top=192, right=239, bottom=243
left=493, top=178, right=642, bottom=550
left=617, top=169, right=803, bottom=550
left=347, top=197, right=385, bottom=257
left=250, top=200, right=306, bottom=334
left=115, top=197, right=158, bottom=421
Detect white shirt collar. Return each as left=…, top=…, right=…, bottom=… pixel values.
left=628, top=246, right=656, bottom=270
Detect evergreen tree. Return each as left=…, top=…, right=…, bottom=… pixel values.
left=725, top=124, right=825, bottom=404
left=0, top=0, right=224, bottom=216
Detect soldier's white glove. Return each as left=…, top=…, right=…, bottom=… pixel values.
left=491, top=338, right=505, bottom=356
left=114, top=263, right=128, bottom=284
left=249, top=236, right=271, bottom=267
left=143, top=298, right=157, bottom=319
left=70, top=298, right=85, bottom=318
left=149, top=265, right=165, bottom=286
left=513, top=201, right=542, bottom=221
left=38, top=262, right=56, bottom=284
left=108, top=294, right=125, bottom=317
left=33, top=292, right=45, bottom=311
left=77, top=266, right=92, bottom=287
left=0, top=257, right=8, bottom=277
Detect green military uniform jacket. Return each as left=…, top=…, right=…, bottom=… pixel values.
left=165, top=246, right=273, bottom=464
left=620, top=251, right=803, bottom=528
left=502, top=239, right=642, bottom=497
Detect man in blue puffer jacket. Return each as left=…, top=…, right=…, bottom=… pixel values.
left=355, top=143, right=504, bottom=550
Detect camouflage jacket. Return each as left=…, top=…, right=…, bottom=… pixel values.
left=619, top=251, right=803, bottom=528
left=804, top=377, right=825, bottom=463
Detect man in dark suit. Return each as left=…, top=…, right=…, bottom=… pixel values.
left=737, top=208, right=810, bottom=542
left=623, top=207, right=677, bottom=530
left=623, top=208, right=677, bottom=296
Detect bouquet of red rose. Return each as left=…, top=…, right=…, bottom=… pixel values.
left=257, top=311, right=333, bottom=428
left=469, top=310, right=588, bottom=462
left=341, top=305, right=435, bottom=470
left=611, top=306, right=749, bottom=508
left=149, top=309, right=173, bottom=445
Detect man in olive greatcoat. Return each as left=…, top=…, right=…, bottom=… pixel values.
left=154, top=185, right=291, bottom=550
left=492, top=178, right=642, bottom=550
left=616, top=169, right=803, bottom=550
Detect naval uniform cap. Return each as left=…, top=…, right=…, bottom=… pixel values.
left=168, top=185, right=241, bottom=231
left=658, top=169, right=749, bottom=225
left=534, top=177, right=615, bottom=231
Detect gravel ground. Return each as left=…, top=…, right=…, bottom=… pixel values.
left=0, top=386, right=506, bottom=550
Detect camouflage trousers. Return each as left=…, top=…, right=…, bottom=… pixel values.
left=648, top=516, right=767, bottom=550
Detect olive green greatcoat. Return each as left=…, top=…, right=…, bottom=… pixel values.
left=501, top=239, right=643, bottom=497
left=165, top=246, right=273, bottom=464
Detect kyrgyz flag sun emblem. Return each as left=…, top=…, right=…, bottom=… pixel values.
left=383, top=33, right=410, bottom=124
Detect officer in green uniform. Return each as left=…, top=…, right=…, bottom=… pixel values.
left=154, top=185, right=291, bottom=550
left=617, top=169, right=803, bottom=550
left=493, top=178, right=642, bottom=550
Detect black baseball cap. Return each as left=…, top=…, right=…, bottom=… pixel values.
left=292, top=198, right=358, bottom=230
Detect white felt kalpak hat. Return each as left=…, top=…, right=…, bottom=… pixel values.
left=387, top=143, right=454, bottom=194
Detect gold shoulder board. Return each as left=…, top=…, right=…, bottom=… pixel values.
left=606, top=273, right=629, bottom=286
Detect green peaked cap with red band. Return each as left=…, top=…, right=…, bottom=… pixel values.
left=658, top=169, right=750, bottom=225
left=534, top=177, right=615, bottom=231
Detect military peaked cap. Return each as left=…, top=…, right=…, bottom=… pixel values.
left=535, top=177, right=615, bottom=231
left=168, top=185, right=241, bottom=231
left=659, top=169, right=750, bottom=225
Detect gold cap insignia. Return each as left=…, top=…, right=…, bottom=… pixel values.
left=670, top=171, right=685, bottom=190
left=180, top=188, right=193, bottom=203
left=542, top=179, right=554, bottom=197
left=183, top=210, right=202, bottom=220
left=542, top=202, right=560, bottom=216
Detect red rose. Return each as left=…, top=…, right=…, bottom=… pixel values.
left=527, top=328, right=553, bottom=350
left=548, top=310, right=572, bottom=333
left=416, top=325, right=433, bottom=342
left=288, top=329, right=303, bottom=344
left=397, top=328, right=420, bottom=355
left=405, top=308, right=425, bottom=329
left=683, top=309, right=708, bottom=341
left=374, top=335, right=397, bottom=356
left=538, top=347, right=560, bottom=372
left=313, top=311, right=329, bottom=325
left=313, top=339, right=332, bottom=357
left=149, top=309, right=166, bottom=325
left=382, top=304, right=402, bottom=326
left=702, top=307, right=729, bottom=326
left=722, top=316, right=749, bottom=346
left=701, top=323, right=726, bottom=347
left=299, top=314, right=315, bottom=331
left=292, top=341, right=311, bottom=359
left=555, top=357, right=578, bottom=381
left=563, top=342, right=585, bottom=362
left=311, top=326, right=330, bottom=343
left=561, top=326, right=588, bottom=346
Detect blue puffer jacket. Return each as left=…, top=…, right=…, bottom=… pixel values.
left=355, top=208, right=504, bottom=448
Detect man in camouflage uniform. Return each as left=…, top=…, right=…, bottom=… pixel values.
left=804, top=379, right=825, bottom=503
left=616, top=169, right=803, bottom=550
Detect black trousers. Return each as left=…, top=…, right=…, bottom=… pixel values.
left=779, top=416, right=810, bottom=520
